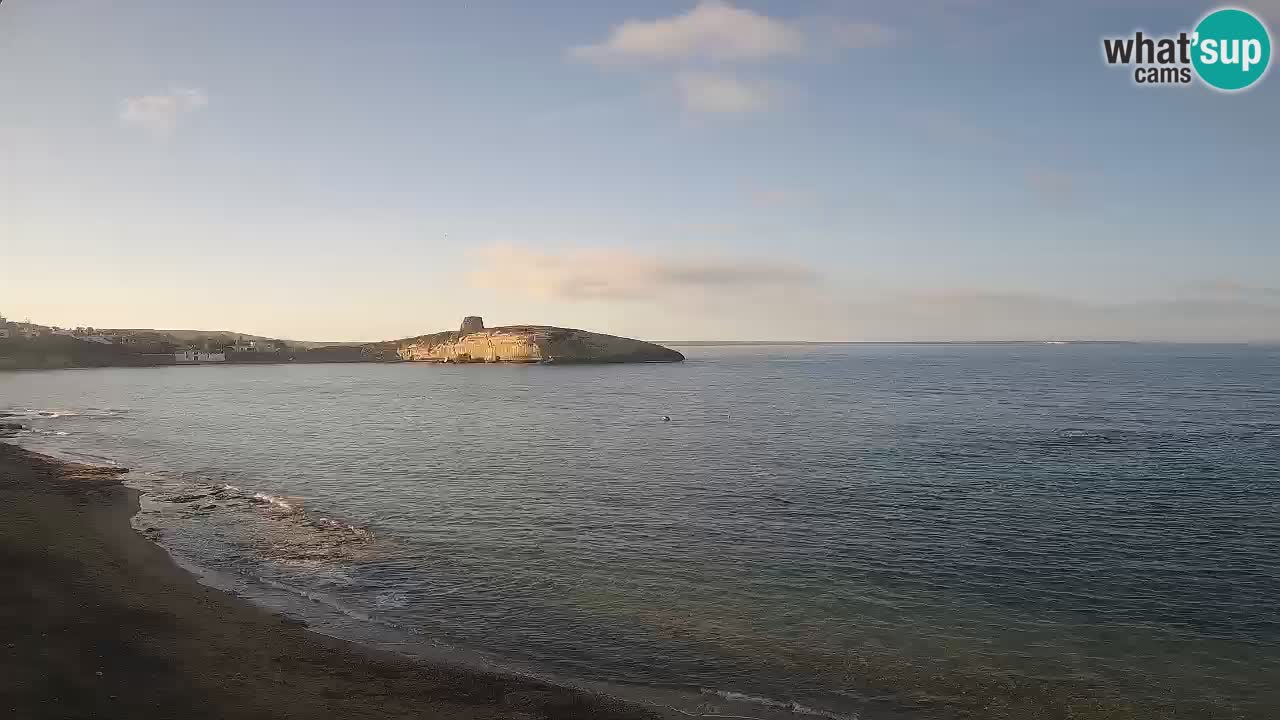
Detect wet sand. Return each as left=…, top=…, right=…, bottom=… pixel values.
left=0, top=443, right=655, bottom=720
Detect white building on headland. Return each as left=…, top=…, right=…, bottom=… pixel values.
left=175, top=350, right=226, bottom=363
left=231, top=339, right=280, bottom=352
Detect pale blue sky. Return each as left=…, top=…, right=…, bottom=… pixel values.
left=2, top=0, right=1277, bottom=341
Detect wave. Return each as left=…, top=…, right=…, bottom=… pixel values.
left=8, top=425, right=857, bottom=720
left=1055, top=429, right=1112, bottom=443
left=694, top=689, right=860, bottom=720
left=16, top=428, right=71, bottom=437
left=252, top=492, right=299, bottom=513
left=257, top=576, right=382, bottom=624
left=1, top=408, right=63, bottom=419
left=11, top=442, right=123, bottom=467
left=0, top=407, right=129, bottom=420
left=148, top=481, right=375, bottom=542
left=107, top=456, right=864, bottom=720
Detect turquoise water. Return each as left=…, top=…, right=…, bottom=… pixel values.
left=4, top=343, right=1279, bottom=719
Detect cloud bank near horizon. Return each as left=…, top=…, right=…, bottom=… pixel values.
left=462, top=243, right=1280, bottom=342
left=468, top=243, right=819, bottom=301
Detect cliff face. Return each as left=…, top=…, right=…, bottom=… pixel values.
left=397, top=318, right=683, bottom=364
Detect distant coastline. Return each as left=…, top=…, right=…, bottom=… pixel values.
left=8, top=312, right=1267, bottom=372
left=0, top=315, right=683, bottom=370
left=0, top=336, right=395, bottom=371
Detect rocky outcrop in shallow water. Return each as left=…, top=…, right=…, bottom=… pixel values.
left=396, top=317, right=683, bottom=364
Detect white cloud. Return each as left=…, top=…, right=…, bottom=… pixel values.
left=1182, top=279, right=1280, bottom=301
left=676, top=71, right=772, bottom=113
left=119, top=88, right=208, bottom=136
left=682, top=288, right=1280, bottom=342
left=469, top=243, right=1280, bottom=341
left=834, top=291, right=1280, bottom=343
left=571, top=0, right=805, bottom=64
left=469, top=243, right=817, bottom=301
left=572, top=3, right=893, bottom=116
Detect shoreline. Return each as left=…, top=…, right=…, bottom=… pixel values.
left=0, top=443, right=656, bottom=720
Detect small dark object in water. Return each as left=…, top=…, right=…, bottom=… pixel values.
left=661, top=415, right=670, bottom=422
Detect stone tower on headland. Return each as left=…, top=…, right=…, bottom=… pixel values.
left=459, top=316, right=485, bottom=335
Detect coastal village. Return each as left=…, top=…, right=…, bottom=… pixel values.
left=1, top=313, right=282, bottom=363
left=0, top=312, right=392, bottom=369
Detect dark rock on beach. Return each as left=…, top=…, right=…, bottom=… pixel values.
left=0, top=422, right=26, bottom=436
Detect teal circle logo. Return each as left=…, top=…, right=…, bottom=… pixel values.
left=1192, top=8, right=1271, bottom=91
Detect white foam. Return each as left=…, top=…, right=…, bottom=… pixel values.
left=315, top=517, right=375, bottom=539
left=699, top=689, right=859, bottom=720
left=374, top=591, right=409, bottom=610
left=258, top=577, right=381, bottom=624
left=1, top=407, right=128, bottom=420
left=24, top=429, right=71, bottom=437
left=252, top=493, right=298, bottom=512
left=1, top=409, right=63, bottom=419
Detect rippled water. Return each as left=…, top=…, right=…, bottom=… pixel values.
left=4, top=344, right=1279, bottom=719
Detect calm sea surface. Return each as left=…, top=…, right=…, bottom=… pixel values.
left=4, top=344, right=1279, bottom=719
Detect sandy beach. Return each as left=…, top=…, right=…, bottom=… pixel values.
left=0, top=443, right=655, bottom=720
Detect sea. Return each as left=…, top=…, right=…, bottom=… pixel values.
left=3, top=343, right=1278, bottom=719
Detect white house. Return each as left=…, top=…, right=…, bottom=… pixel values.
left=231, top=339, right=279, bottom=352
left=175, top=350, right=226, bottom=363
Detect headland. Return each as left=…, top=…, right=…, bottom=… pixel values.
left=392, top=317, right=684, bottom=364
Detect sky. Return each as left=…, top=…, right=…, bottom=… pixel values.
left=1, top=0, right=1277, bottom=342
